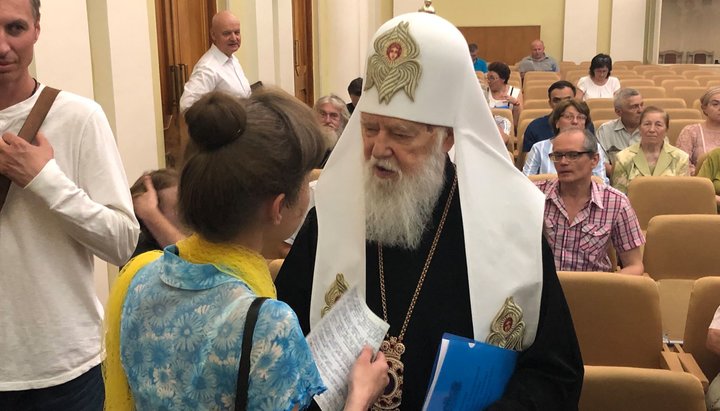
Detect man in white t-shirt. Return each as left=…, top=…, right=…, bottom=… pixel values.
left=0, top=0, right=139, bottom=408
left=179, top=10, right=251, bottom=112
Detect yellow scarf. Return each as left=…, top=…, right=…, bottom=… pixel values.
left=103, top=234, right=276, bottom=410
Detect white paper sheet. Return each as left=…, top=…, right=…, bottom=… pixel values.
left=307, top=286, right=390, bottom=411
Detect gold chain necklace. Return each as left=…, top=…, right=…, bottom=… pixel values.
left=372, top=171, right=457, bottom=411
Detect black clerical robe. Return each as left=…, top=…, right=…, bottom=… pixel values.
left=276, top=161, right=583, bottom=410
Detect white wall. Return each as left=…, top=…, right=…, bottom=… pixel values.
left=33, top=1, right=94, bottom=98
left=315, top=0, right=387, bottom=99
left=563, top=0, right=600, bottom=62
left=36, top=1, right=162, bottom=302
left=610, top=0, right=647, bottom=61
left=233, top=0, right=294, bottom=94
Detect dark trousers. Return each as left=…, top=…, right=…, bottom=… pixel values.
left=0, top=365, right=104, bottom=411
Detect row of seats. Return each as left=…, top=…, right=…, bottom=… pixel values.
left=561, top=272, right=720, bottom=411
left=523, top=71, right=720, bottom=90
left=522, top=83, right=713, bottom=106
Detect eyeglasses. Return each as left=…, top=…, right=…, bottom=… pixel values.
left=548, top=151, right=592, bottom=162
left=318, top=110, right=340, bottom=120
left=560, top=113, right=588, bottom=122
left=486, top=75, right=500, bottom=81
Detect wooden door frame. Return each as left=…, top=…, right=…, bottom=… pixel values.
left=292, top=0, right=314, bottom=105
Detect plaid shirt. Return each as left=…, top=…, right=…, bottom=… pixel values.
left=535, top=179, right=645, bottom=272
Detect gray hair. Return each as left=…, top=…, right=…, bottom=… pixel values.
left=30, top=0, right=40, bottom=22
left=314, top=94, right=350, bottom=128
left=613, top=88, right=640, bottom=110
left=553, top=127, right=598, bottom=154
left=700, top=86, right=720, bottom=107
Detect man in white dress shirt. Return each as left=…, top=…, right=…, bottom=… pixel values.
left=179, top=11, right=251, bottom=112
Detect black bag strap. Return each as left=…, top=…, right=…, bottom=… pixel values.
left=235, top=296, right=269, bottom=411
left=0, top=86, right=61, bottom=211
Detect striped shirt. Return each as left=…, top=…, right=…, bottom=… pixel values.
left=535, top=179, right=645, bottom=272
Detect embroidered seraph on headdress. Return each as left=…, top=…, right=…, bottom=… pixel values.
left=364, top=21, right=421, bottom=104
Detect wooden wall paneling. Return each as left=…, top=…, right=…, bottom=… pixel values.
left=458, top=26, right=541, bottom=67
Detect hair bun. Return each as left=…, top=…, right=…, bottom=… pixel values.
left=184, top=92, right=248, bottom=150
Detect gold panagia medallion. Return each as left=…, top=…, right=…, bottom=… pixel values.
left=372, top=336, right=405, bottom=410
left=364, top=21, right=421, bottom=104
left=486, top=296, right=526, bottom=351
left=321, top=273, right=349, bottom=317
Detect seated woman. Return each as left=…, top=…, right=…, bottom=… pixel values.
left=612, top=106, right=690, bottom=194
left=128, top=168, right=186, bottom=261
left=104, top=90, right=388, bottom=410
left=576, top=54, right=621, bottom=101
left=523, top=99, right=609, bottom=183
left=486, top=61, right=523, bottom=126
left=676, top=87, right=720, bottom=175
left=696, top=147, right=720, bottom=209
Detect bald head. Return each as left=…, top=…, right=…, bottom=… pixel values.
left=211, top=11, right=241, bottom=56
left=530, top=39, right=545, bottom=60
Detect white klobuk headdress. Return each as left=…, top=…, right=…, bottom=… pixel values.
left=309, top=12, right=544, bottom=348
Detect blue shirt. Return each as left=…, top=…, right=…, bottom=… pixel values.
left=473, top=58, right=488, bottom=73
left=522, top=115, right=596, bottom=153
left=523, top=139, right=610, bottom=185
left=121, top=247, right=325, bottom=410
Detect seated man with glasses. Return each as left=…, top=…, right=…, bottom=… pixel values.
left=524, top=100, right=609, bottom=184
left=534, top=127, right=645, bottom=274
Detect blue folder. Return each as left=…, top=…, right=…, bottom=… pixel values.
left=422, top=333, right=518, bottom=411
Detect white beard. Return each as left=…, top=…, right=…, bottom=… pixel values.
left=364, top=136, right=447, bottom=250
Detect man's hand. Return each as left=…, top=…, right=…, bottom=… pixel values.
left=0, top=132, right=54, bottom=187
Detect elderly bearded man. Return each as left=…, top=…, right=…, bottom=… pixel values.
left=276, top=11, right=583, bottom=411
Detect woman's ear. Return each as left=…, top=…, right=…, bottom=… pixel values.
left=269, top=193, right=286, bottom=225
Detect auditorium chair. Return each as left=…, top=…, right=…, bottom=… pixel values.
left=643, top=98, right=687, bottom=109
left=633, top=65, right=672, bottom=75
left=619, top=79, right=654, bottom=88
left=670, top=64, right=702, bottom=74
left=584, top=98, right=613, bottom=111
left=523, top=85, right=549, bottom=101
left=589, top=108, right=616, bottom=122
left=683, top=70, right=719, bottom=80
left=580, top=366, right=706, bottom=411
left=627, top=176, right=716, bottom=231
left=660, top=79, right=700, bottom=94
left=522, top=71, right=559, bottom=84
left=559, top=271, right=707, bottom=391
left=693, top=75, right=720, bottom=87
left=522, top=99, right=549, bottom=110
left=668, top=118, right=702, bottom=146
left=559, top=272, right=677, bottom=369
left=672, top=86, right=708, bottom=108
left=664, top=108, right=702, bottom=120
left=644, top=215, right=720, bottom=343
left=517, top=108, right=550, bottom=125
left=650, top=74, right=684, bottom=86
left=514, top=118, right=534, bottom=169
left=681, top=276, right=720, bottom=382
left=522, top=79, right=554, bottom=92
left=633, top=86, right=666, bottom=99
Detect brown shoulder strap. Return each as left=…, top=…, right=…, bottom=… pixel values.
left=0, top=86, right=61, bottom=211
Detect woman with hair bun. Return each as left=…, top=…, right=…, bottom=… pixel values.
left=104, top=89, right=388, bottom=410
